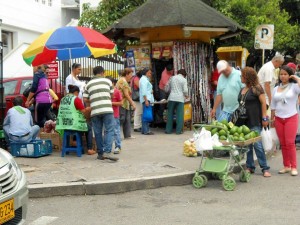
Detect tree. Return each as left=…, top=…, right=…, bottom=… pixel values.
left=79, top=0, right=146, bottom=31
left=209, top=0, right=300, bottom=63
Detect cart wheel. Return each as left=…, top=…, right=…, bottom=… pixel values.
left=222, top=177, right=236, bottom=191
left=192, top=175, right=204, bottom=189
left=239, top=171, right=251, bottom=183
left=200, top=174, right=208, bottom=186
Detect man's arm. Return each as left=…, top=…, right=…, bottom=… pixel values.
left=211, top=94, right=222, bottom=118
left=264, top=82, right=271, bottom=104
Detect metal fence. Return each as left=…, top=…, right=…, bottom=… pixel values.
left=49, top=54, right=125, bottom=96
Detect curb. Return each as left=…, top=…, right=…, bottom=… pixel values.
left=28, top=150, right=275, bottom=198
left=28, top=171, right=195, bottom=198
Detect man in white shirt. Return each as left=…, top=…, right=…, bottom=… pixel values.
left=257, top=54, right=284, bottom=106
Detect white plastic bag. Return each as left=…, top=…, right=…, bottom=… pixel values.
left=270, top=128, right=279, bottom=145
left=261, top=127, right=272, bottom=151
left=195, top=128, right=213, bottom=151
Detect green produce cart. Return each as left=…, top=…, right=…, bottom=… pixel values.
left=192, top=123, right=261, bottom=191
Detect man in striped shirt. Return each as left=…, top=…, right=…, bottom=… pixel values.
left=83, top=66, right=118, bottom=161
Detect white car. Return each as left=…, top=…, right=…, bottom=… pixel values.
left=0, top=148, right=28, bottom=224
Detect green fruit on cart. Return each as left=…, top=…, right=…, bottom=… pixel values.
left=238, top=137, right=245, bottom=141
left=221, top=119, right=228, bottom=125
left=233, top=136, right=240, bottom=141
left=204, top=126, right=212, bottom=131
left=230, top=126, right=238, bottom=134
left=254, top=131, right=260, bottom=137
left=211, top=128, right=218, bottom=135
left=220, top=135, right=227, bottom=140
left=239, top=133, right=245, bottom=138
left=244, top=134, right=251, bottom=140
left=234, top=132, right=239, bottom=137
left=237, top=127, right=243, bottom=134
left=227, top=122, right=234, bottom=129
left=218, top=129, right=227, bottom=136
left=249, top=131, right=256, bottom=138
left=242, top=126, right=251, bottom=135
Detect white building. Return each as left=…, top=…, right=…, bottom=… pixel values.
left=0, top=0, right=101, bottom=78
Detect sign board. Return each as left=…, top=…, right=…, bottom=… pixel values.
left=254, top=24, right=274, bottom=49
left=126, top=45, right=151, bottom=70
left=47, top=61, right=59, bottom=79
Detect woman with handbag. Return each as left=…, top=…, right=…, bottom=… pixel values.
left=270, top=65, right=300, bottom=176
left=139, top=68, right=154, bottom=135
left=116, top=68, right=136, bottom=139
left=239, top=67, right=271, bottom=177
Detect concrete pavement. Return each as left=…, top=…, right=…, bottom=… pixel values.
left=11, top=128, right=273, bottom=198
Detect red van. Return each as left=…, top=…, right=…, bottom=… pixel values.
left=1, top=76, right=64, bottom=119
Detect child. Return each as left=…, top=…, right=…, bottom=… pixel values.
left=104, top=77, right=123, bottom=154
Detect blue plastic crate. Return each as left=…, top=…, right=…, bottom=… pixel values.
left=10, top=139, right=52, bottom=158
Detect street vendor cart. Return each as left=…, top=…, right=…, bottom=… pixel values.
left=192, top=124, right=261, bottom=191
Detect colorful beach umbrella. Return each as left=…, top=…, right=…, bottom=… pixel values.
left=22, top=26, right=116, bottom=66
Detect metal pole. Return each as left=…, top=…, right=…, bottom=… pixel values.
left=0, top=41, right=4, bottom=128
left=262, top=49, right=265, bottom=65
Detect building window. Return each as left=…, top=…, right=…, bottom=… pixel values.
left=42, top=0, right=46, bottom=4
left=2, top=31, right=13, bottom=57
left=48, top=0, right=52, bottom=6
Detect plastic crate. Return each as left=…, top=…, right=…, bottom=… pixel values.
left=10, top=139, right=52, bottom=158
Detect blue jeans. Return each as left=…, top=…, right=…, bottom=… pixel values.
left=141, top=103, right=150, bottom=134
left=84, top=121, right=93, bottom=149
left=104, top=118, right=121, bottom=149
left=114, top=118, right=121, bottom=149
left=91, top=113, right=114, bottom=155
left=217, top=110, right=232, bottom=122
left=213, top=91, right=222, bottom=120
left=4, top=125, right=40, bottom=145
left=246, top=126, right=270, bottom=172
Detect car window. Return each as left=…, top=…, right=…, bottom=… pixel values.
left=3, top=80, right=18, bottom=96
left=20, top=80, right=33, bottom=94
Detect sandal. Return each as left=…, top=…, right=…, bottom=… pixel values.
left=246, top=168, right=255, bottom=174
left=263, top=170, right=271, bottom=177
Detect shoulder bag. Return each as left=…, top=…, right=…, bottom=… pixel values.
left=232, top=89, right=250, bottom=126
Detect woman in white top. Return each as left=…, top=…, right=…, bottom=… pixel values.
left=270, top=65, right=300, bottom=176
left=65, top=63, right=85, bottom=100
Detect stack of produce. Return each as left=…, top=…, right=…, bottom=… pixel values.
left=183, top=140, right=197, bottom=157
left=205, top=120, right=260, bottom=142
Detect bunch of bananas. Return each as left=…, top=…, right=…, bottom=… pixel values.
left=183, top=140, right=197, bottom=157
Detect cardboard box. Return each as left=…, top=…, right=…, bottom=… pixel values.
left=40, top=132, right=62, bottom=151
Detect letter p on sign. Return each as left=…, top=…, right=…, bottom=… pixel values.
left=254, top=24, right=274, bottom=50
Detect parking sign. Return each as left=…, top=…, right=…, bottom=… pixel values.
left=254, top=24, right=274, bottom=49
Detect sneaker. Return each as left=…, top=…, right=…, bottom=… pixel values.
left=114, top=147, right=121, bottom=154
left=97, top=152, right=119, bottom=161
left=144, top=132, right=154, bottom=135
left=125, top=136, right=136, bottom=139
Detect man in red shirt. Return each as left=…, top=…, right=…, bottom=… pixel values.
left=211, top=65, right=221, bottom=120
left=158, top=64, right=174, bottom=121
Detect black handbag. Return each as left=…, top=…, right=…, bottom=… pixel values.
left=232, top=90, right=249, bottom=126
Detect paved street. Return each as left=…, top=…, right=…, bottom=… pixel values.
left=26, top=150, right=300, bottom=225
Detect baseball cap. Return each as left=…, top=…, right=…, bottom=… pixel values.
left=287, top=62, right=297, bottom=72
left=217, top=60, right=228, bottom=74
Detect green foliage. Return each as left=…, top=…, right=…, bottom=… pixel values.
left=211, top=0, right=300, bottom=55
left=79, top=0, right=146, bottom=31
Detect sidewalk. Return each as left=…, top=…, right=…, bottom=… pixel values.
left=13, top=128, right=265, bottom=198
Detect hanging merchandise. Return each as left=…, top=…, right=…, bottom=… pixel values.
left=173, top=41, right=211, bottom=123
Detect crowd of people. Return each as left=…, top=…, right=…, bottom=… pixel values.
left=3, top=56, right=299, bottom=172
left=3, top=62, right=189, bottom=161
left=211, top=56, right=300, bottom=177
